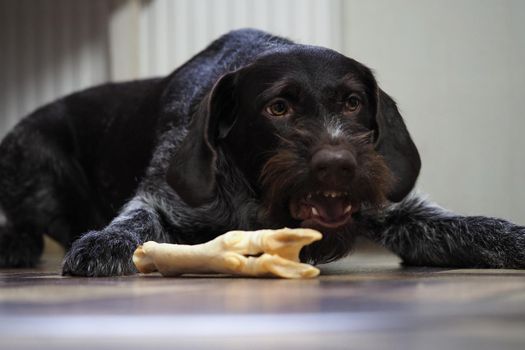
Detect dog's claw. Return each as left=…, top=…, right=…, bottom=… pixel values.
left=62, top=230, right=139, bottom=277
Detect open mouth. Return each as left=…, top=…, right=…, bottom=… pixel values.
left=289, top=190, right=360, bottom=230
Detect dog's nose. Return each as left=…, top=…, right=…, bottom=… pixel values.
left=311, top=148, right=356, bottom=183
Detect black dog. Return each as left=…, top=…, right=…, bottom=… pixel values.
left=0, top=29, right=523, bottom=276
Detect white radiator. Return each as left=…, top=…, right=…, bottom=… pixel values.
left=0, top=0, right=345, bottom=138
left=0, top=0, right=111, bottom=138
left=138, top=0, right=344, bottom=77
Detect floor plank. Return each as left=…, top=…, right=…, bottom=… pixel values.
left=1, top=247, right=525, bottom=350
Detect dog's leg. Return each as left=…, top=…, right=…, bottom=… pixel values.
left=359, top=194, right=525, bottom=268
left=0, top=125, right=105, bottom=268
left=0, top=220, right=44, bottom=268
left=62, top=198, right=168, bottom=276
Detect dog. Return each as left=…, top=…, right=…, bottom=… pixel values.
left=0, top=29, right=523, bottom=276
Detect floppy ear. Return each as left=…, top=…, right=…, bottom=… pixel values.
left=166, top=72, right=238, bottom=207
left=374, top=89, right=421, bottom=202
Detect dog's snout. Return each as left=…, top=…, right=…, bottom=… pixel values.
left=311, top=148, right=356, bottom=183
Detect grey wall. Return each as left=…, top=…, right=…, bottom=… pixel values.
left=0, top=0, right=111, bottom=139
left=344, top=0, right=525, bottom=223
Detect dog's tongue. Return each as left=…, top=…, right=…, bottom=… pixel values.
left=309, top=193, right=348, bottom=222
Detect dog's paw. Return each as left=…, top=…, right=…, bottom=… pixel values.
left=0, top=227, right=43, bottom=268
left=62, top=230, right=139, bottom=277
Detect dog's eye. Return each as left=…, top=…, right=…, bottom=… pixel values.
left=345, top=95, right=361, bottom=112
left=265, top=99, right=290, bottom=117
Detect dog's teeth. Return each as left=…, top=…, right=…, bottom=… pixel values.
left=319, top=191, right=347, bottom=198
left=312, top=207, right=319, bottom=216
left=344, top=205, right=352, bottom=214
left=307, top=193, right=312, bottom=200
left=321, top=191, right=338, bottom=198
left=330, top=191, right=342, bottom=198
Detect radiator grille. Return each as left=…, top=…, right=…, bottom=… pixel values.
left=0, top=0, right=343, bottom=137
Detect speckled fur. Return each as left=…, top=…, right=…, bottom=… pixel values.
left=1, top=29, right=524, bottom=276
left=359, top=194, right=525, bottom=268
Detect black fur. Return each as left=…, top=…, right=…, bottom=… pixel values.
left=0, top=29, right=523, bottom=276
left=360, top=195, right=525, bottom=268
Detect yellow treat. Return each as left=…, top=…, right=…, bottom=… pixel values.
left=133, top=228, right=322, bottom=279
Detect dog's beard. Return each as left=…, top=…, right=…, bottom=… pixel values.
left=258, top=129, right=393, bottom=265
left=299, top=224, right=359, bottom=264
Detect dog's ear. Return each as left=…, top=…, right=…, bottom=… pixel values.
left=374, top=89, right=421, bottom=202
left=166, top=72, right=238, bottom=207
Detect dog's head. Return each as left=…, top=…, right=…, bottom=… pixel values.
left=167, top=47, right=420, bottom=263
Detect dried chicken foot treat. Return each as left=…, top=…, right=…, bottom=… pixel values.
left=133, top=228, right=322, bottom=278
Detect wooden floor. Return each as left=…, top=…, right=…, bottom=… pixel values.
left=1, top=241, right=525, bottom=350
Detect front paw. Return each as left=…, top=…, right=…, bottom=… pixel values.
left=62, top=230, right=139, bottom=277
